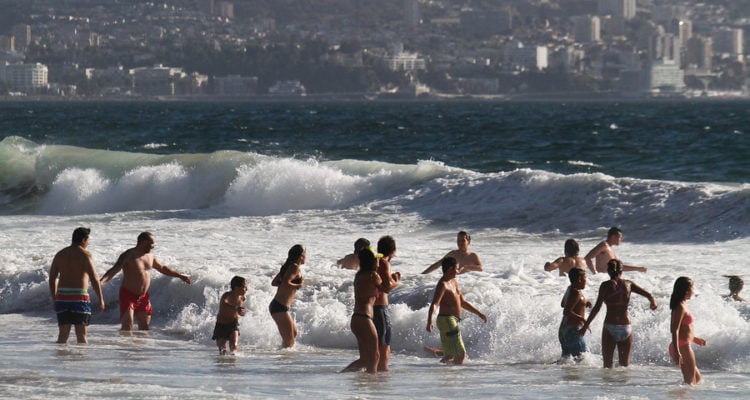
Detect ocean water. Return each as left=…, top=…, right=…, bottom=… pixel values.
left=0, top=100, right=749, bottom=399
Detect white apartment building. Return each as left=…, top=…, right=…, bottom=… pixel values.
left=1, top=62, right=48, bottom=93
left=645, top=60, right=685, bottom=92
left=383, top=44, right=426, bottom=71
left=504, top=41, right=548, bottom=71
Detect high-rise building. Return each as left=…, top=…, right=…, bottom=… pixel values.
left=598, top=0, right=636, bottom=20
left=11, top=24, right=31, bottom=52
left=215, top=1, right=234, bottom=19
left=713, top=28, right=743, bottom=58
left=649, top=32, right=681, bottom=65
left=405, top=0, right=420, bottom=30
left=0, top=36, right=14, bottom=52
left=677, top=19, right=692, bottom=47
left=573, top=15, right=601, bottom=43
left=685, top=36, right=713, bottom=70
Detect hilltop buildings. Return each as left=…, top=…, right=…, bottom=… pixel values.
left=0, top=0, right=748, bottom=99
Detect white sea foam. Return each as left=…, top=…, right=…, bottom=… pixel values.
left=143, top=142, right=170, bottom=150
left=1, top=210, right=749, bottom=398
left=1, top=136, right=750, bottom=398
left=2, top=168, right=749, bottom=397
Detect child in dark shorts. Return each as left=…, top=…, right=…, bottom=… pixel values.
left=212, top=276, right=248, bottom=355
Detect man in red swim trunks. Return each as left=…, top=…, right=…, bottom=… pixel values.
left=100, top=232, right=192, bottom=331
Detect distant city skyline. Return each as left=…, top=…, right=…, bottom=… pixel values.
left=0, top=0, right=748, bottom=99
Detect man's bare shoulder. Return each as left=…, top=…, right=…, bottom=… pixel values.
left=56, top=245, right=91, bottom=258
left=440, top=276, right=459, bottom=289
left=119, top=247, right=138, bottom=259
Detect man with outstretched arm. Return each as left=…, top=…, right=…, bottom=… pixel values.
left=585, top=227, right=647, bottom=274
left=100, top=232, right=191, bottom=331
left=422, top=231, right=483, bottom=274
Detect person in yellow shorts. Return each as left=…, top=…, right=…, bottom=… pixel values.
left=426, top=257, right=487, bottom=364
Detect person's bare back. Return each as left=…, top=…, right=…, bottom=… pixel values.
left=48, top=227, right=105, bottom=344
left=51, top=245, right=98, bottom=291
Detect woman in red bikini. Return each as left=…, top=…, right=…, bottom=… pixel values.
left=670, top=276, right=707, bottom=385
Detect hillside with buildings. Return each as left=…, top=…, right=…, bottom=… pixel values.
left=0, top=0, right=748, bottom=99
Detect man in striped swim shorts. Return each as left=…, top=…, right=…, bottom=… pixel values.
left=49, top=227, right=105, bottom=344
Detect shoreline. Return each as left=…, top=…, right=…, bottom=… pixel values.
left=2, top=92, right=750, bottom=103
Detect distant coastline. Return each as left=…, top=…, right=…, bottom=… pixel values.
left=2, top=91, right=750, bottom=103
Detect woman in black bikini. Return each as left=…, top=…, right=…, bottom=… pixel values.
left=341, top=248, right=383, bottom=373
left=270, top=244, right=306, bottom=348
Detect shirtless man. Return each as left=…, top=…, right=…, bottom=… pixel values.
left=584, top=227, right=647, bottom=274
left=100, top=232, right=192, bottom=331
left=49, top=227, right=105, bottom=344
left=337, top=238, right=370, bottom=270
left=422, top=231, right=483, bottom=274
left=426, top=257, right=488, bottom=364
left=544, top=238, right=589, bottom=275
left=374, top=235, right=401, bottom=371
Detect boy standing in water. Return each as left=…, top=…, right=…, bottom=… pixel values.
left=559, top=268, right=590, bottom=360
left=374, top=236, right=401, bottom=371
left=426, top=257, right=488, bottom=364
left=212, top=276, right=248, bottom=355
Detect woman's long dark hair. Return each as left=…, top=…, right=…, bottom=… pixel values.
left=670, top=276, right=693, bottom=310
left=358, top=248, right=377, bottom=272
left=607, top=259, right=623, bottom=279
left=279, top=244, right=305, bottom=276
left=564, top=239, right=579, bottom=257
